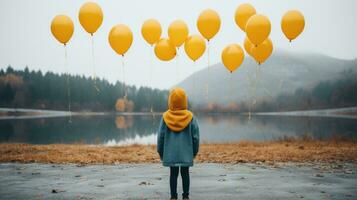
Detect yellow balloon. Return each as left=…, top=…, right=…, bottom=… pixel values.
left=244, top=37, right=254, bottom=57
left=108, top=24, right=133, bottom=56
left=141, top=19, right=162, bottom=45
left=50, top=15, right=74, bottom=45
left=281, top=10, right=305, bottom=42
left=221, top=44, right=245, bottom=73
left=184, top=35, right=206, bottom=62
left=235, top=3, right=256, bottom=32
left=251, top=38, right=273, bottom=64
left=168, top=20, right=189, bottom=47
left=197, top=9, right=221, bottom=41
left=154, top=38, right=176, bottom=61
left=78, top=2, right=103, bottom=35
left=246, top=14, right=271, bottom=46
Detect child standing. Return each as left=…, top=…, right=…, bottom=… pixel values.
left=157, top=87, right=200, bottom=200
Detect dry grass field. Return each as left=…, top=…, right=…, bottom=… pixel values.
left=1, top=138, right=356, bottom=165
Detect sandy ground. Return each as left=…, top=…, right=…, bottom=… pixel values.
left=0, top=163, right=356, bottom=200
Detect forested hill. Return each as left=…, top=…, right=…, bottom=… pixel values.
left=177, top=50, right=357, bottom=112
left=242, top=68, right=357, bottom=112
left=178, top=50, right=355, bottom=105
left=192, top=68, right=357, bottom=112
left=0, top=66, right=168, bottom=112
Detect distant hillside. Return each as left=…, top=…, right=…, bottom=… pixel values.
left=178, top=50, right=356, bottom=107
left=0, top=66, right=168, bottom=112
left=247, top=69, right=357, bottom=112
left=227, top=69, right=357, bottom=112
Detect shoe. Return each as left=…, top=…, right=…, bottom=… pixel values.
left=170, top=199, right=177, bottom=200
left=183, top=198, right=189, bottom=200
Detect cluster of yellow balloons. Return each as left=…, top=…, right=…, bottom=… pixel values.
left=224, top=3, right=273, bottom=71
left=51, top=2, right=103, bottom=45
left=141, top=9, right=227, bottom=75
left=221, top=3, right=305, bottom=72
left=140, top=19, right=176, bottom=61
left=140, top=19, right=175, bottom=61
left=50, top=2, right=132, bottom=57
left=140, top=9, right=221, bottom=62
left=50, top=2, right=104, bottom=116
left=51, top=2, right=305, bottom=75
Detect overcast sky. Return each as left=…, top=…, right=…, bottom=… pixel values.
left=0, top=0, right=356, bottom=89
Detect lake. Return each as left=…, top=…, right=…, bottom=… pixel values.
left=0, top=113, right=356, bottom=145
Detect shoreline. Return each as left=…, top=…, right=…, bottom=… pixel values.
left=1, top=140, right=357, bottom=165
left=1, top=106, right=357, bottom=118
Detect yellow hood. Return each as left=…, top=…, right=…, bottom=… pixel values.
left=163, top=87, right=193, bottom=132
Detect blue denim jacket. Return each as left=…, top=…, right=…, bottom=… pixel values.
left=157, top=116, right=200, bottom=167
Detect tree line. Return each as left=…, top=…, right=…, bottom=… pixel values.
left=1, top=66, right=356, bottom=113
left=0, top=66, right=168, bottom=112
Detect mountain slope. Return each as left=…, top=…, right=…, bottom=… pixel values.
left=177, top=50, right=355, bottom=105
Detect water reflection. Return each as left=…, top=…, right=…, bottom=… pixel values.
left=0, top=114, right=160, bottom=145
left=197, top=114, right=357, bottom=142
left=0, top=114, right=356, bottom=145
left=115, top=116, right=134, bottom=129
left=105, top=134, right=157, bottom=146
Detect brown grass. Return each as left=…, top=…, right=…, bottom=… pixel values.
left=1, top=140, right=357, bottom=165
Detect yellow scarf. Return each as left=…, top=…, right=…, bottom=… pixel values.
left=163, top=87, right=193, bottom=132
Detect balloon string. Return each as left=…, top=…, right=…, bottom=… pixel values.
left=228, top=73, right=234, bottom=135
left=247, top=62, right=261, bottom=119
left=64, top=45, right=72, bottom=123
left=247, top=67, right=255, bottom=120
left=192, top=60, right=197, bottom=111
left=176, top=48, right=179, bottom=84
left=148, top=46, right=155, bottom=123
left=193, top=61, right=196, bottom=96
left=121, top=55, right=127, bottom=99
left=269, top=50, right=290, bottom=111
left=91, top=35, right=100, bottom=93
left=149, top=46, right=154, bottom=114
left=229, top=73, right=233, bottom=109
left=256, top=63, right=273, bottom=97
left=254, top=65, right=267, bottom=140
left=254, top=64, right=261, bottom=110
left=279, top=48, right=292, bottom=110
left=256, top=64, right=268, bottom=97
left=251, top=64, right=259, bottom=115
left=255, top=63, right=259, bottom=94
left=205, top=40, right=210, bottom=101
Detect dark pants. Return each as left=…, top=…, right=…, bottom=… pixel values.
left=170, top=166, right=190, bottom=199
